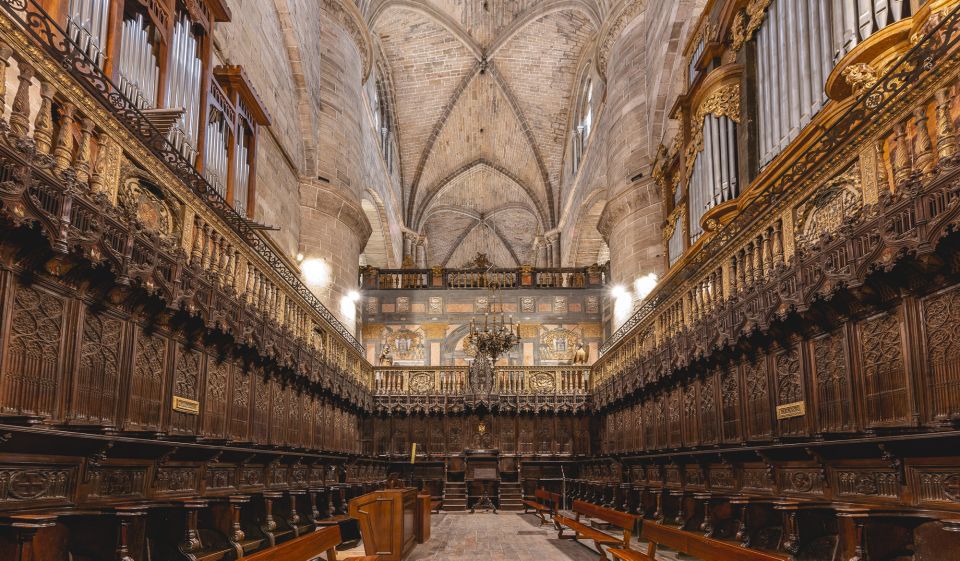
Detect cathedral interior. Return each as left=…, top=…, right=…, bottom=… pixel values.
left=1, top=0, right=960, bottom=560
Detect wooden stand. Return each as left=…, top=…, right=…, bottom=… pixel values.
left=349, top=488, right=419, bottom=561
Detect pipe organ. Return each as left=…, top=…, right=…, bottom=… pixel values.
left=117, top=13, right=159, bottom=109
left=833, top=0, right=910, bottom=60
left=756, top=0, right=912, bottom=167
left=65, top=0, right=109, bottom=67
left=165, top=11, right=203, bottom=160
left=756, top=0, right=833, bottom=167
left=687, top=113, right=738, bottom=242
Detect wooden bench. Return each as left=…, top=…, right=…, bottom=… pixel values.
left=609, top=518, right=789, bottom=561
left=522, top=488, right=560, bottom=525
left=244, top=523, right=378, bottom=561
left=555, top=500, right=639, bottom=560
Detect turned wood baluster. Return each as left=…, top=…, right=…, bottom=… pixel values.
left=0, top=42, right=12, bottom=119
left=190, top=217, right=203, bottom=266
left=781, top=509, right=801, bottom=555
left=892, top=121, right=913, bottom=187
left=200, top=224, right=213, bottom=270
left=9, top=60, right=33, bottom=137
left=913, top=105, right=934, bottom=174
left=935, top=88, right=957, bottom=162
left=228, top=495, right=248, bottom=547
left=735, top=503, right=751, bottom=547
left=211, top=233, right=223, bottom=278
left=849, top=517, right=869, bottom=561
left=181, top=500, right=205, bottom=554
left=115, top=506, right=146, bottom=561
left=229, top=249, right=240, bottom=292
left=53, top=102, right=76, bottom=171
left=33, top=81, right=54, bottom=154
left=74, top=117, right=94, bottom=184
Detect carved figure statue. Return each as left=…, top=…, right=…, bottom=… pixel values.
left=573, top=343, right=589, bottom=365
left=378, top=344, right=393, bottom=366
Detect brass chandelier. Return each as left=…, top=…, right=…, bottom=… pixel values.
left=466, top=288, right=521, bottom=361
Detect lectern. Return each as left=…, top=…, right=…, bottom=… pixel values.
left=348, top=488, right=418, bottom=560
left=465, top=449, right=500, bottom=513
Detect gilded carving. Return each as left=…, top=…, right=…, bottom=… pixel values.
left=842, top=63, right=880, bottom=97
left=730, top=0, right=772, bottom=52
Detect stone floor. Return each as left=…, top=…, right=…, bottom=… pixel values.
left=339, top=511, right=615, bottom=560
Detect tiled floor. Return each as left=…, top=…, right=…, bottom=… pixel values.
left=339, top=512, right=609, bottom=560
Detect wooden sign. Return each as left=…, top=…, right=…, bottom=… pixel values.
left=172, top=396, right=200, bottom=415
left=776, top=401, right=806, bottom=420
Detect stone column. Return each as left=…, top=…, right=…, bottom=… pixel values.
left=597, top=177, right=663, bottom=286
left=298, top=2, right=372, bottom=331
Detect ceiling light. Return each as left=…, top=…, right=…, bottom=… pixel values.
left=301, top=258, right=331, bottom=287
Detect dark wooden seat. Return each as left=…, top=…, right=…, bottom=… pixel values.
left=523, top=488, right=560, bottom=525
left=610, top=518, right=789, bottom=561
left=243, top=523, right=378, bottom=561
left=555, top=500, right=639, bottom=560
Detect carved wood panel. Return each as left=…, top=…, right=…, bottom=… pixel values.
left=499, top=415, right=515, bottom=453
left=682, top=383, right=699, bottom=447
left=774, top=345, right=807, bottom=437
left=720, top=364, right=741, bottom=444
left=518, top=416, right=533, bottom=454
left=744, top=354, right=773, bottom=441
left=536, top=416, right=554, bottom=454
left=251, top=374, right=270, bottom=444
left=169, top=344, right=203, bottom=435
left=201, top=353, right=229, bottom=439
left=922, top=284, right=960, bottom=424
left=123, top=327, right=167, bottom=433
left=0, top=284, right=68, bottom=420
left=857, top=310, right=913, bottom=428
left=811, top=329, right=856, bottom=433
left=68, top=308, right=124, bottom=427
left=228, top=361, right=251, bottom=442
left=668, top=388, right=682, bottom=448
left=700, top=370, right=719, bottom=445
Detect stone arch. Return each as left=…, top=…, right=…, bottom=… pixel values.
left=568, top=189, right=608, bottom=266
left=361, top=189, right=397, bottom=268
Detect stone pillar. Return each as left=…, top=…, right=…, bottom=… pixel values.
left=597, top=177, right=663, bottom=286
left=299, top=3, right=372, bottom=332
left=415, top=238, right=427, bottom=268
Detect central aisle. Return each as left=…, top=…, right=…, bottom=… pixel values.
left=342, top=512, right=610, bottom=561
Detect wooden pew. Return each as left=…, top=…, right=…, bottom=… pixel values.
left=522, top=488, right=560, bottom=526
left=554, top=500, right=640, bottom=560
left=243, top=523, right=378, bottom=561
left=609, top=518, right=790, bottom=561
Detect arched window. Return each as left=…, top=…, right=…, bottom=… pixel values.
left=371, top=76, right=393, bottom=171
left=572, top=77, right=594, bottom=174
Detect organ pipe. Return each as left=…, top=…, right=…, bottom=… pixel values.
left=756, top=0, right=910, bottom=167
left=688, top=114, right=739, bottom=243
left=203, top=109, right=229, bottom=198
left=117, top=13, right=159, bottom=110
left=166, top=12, right=203, bottom=163
left=66, top=0, right=110, bottom=67
left=233, top=122, right=251, bottom=215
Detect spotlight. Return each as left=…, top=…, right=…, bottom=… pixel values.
left=301, top=258, right=331, bottom=287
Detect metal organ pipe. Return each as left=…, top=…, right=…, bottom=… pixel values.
left=688, top=114, right=739, bottom=245
left=118, top=14, right=159, bottom=110
left=203, top=111, right=228, bottom=199
left=166, top=13, right=203, bottom=162
left=833, top=0, right=908, bottom=61
left=67, top=0, right=110, bottom=67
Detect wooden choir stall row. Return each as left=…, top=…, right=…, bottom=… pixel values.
left=0, top=476, right=389, bottom=560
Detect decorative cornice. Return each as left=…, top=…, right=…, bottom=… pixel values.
left=322, top=0, right=373, bottom=81
left=686, top=83, right=741, bottom=178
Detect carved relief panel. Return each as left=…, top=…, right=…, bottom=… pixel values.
left=0, top=285, right=68, bottom=421
left=774, top=345, right=808, bottom=437
left=922, top=284, right=960, bottom=424
left=857, top=310, right=912, bottom=428
left=202, top=354, right=230, bottom=440
left=124, top=327, right=168, bottom=433
left=229, top=363, right=251, bottom=442
left=810, top=329, right=856, bottom=434
left=744, top=354, right=774, bottom=441
left=67, top=308, right=124, bottom=427
left=720, top=364, right=742, bottom=444
left=169, top=344, right=203, bottom=435
left=700, top=371, right=719, bottom=446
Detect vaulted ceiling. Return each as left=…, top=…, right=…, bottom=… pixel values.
left=368, top=0, right=603, bottom=267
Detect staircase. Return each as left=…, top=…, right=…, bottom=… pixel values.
left=443, top=481, right=467, bottom=511
left=498, top=481, right=523, bottom=511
